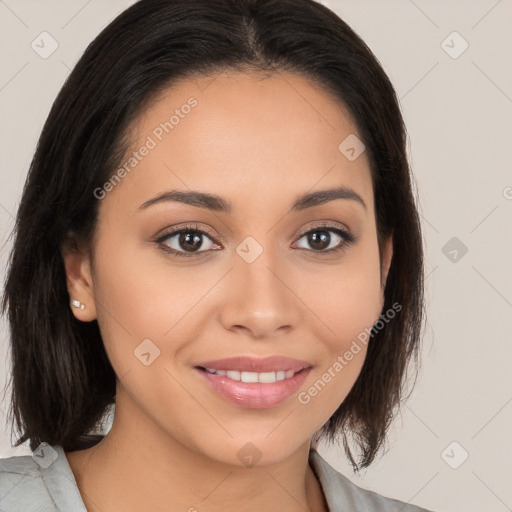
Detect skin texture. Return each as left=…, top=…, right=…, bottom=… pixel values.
left=63, top=70, right=393, bottom=512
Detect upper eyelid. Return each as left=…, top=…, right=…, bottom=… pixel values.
left=156, top=224, right=217, bottom=243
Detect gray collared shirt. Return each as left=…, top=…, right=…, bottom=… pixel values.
left=0, top=445, right=434, bottom=511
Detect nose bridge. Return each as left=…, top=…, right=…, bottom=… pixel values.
left=220, top=234, right=300, bottom=336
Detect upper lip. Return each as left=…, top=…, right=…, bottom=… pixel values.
left=195, top=356, right=313, bottom=373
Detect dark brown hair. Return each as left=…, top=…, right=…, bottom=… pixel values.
left=1, top=0, right=424, bottom=471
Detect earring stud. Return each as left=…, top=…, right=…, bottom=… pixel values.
left=71, top=299, right=86, bottom=311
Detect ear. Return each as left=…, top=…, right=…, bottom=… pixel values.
left=61, top=235, right=97, bottom=322
left=380, top=234, right=393, bottom=290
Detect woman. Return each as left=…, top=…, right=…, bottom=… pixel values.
left=0, top=0, right=430, bottom=510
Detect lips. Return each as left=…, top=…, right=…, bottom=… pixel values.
left=193, top=356, right=313, bottom=409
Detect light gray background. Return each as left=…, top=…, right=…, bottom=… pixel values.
left=1, top=1, right=511, bottom=511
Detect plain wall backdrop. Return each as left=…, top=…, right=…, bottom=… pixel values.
left=1, top=1, right=511, bottom=511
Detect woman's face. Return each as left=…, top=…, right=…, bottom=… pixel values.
left=66, top=70, right=392, bottom=466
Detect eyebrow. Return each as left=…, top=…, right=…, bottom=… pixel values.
left=137, top=185, right=367, bottom=213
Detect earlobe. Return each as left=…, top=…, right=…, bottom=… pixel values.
left=61, top=238, right=97, bottom=322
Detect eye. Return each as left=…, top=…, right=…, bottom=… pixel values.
left=155, top=224, right=220, bottom=258
left=293, top=224, right=356, bottom=254
left=155, top=222, right=356, bottom=259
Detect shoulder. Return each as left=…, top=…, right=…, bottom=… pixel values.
left=0, top=444, right=86, bottom=512
left=309, top=449, right=435, bottom=512
left=0, top=450, right=55, bottom=511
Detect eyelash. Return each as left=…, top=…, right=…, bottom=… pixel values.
left=154, top=223, right=356, bottom=259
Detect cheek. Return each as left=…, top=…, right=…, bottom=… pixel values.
left=92, top=218, right=384, bottom=350
left=312, top=234, right=384, bottom=348
left=91, top=213, right=383, bottom=383
left=299, top=235, right=383, bottom=406
left=90, top=225, right=224, bottom=379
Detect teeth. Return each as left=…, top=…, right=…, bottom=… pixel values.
left=227, top=370, right=241, bottom=381
left=259, top=371, right=278, bottom=383
left=241, top=371, right=259, bottom=383
left=204, top=368, right=297, bottom=383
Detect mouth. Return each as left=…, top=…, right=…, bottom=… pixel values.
left=193, top=357, right=313, bottom=409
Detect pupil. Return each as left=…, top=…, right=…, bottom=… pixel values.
left=309, top=231, right=329, bottom=250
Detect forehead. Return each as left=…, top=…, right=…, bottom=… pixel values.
left=106, top=70, right=373, bottom=217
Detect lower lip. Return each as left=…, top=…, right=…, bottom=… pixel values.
left=194, top=367, right=312, bottom=409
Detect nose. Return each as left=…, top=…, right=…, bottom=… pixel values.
left=218, top=248, right=302, bottom=339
